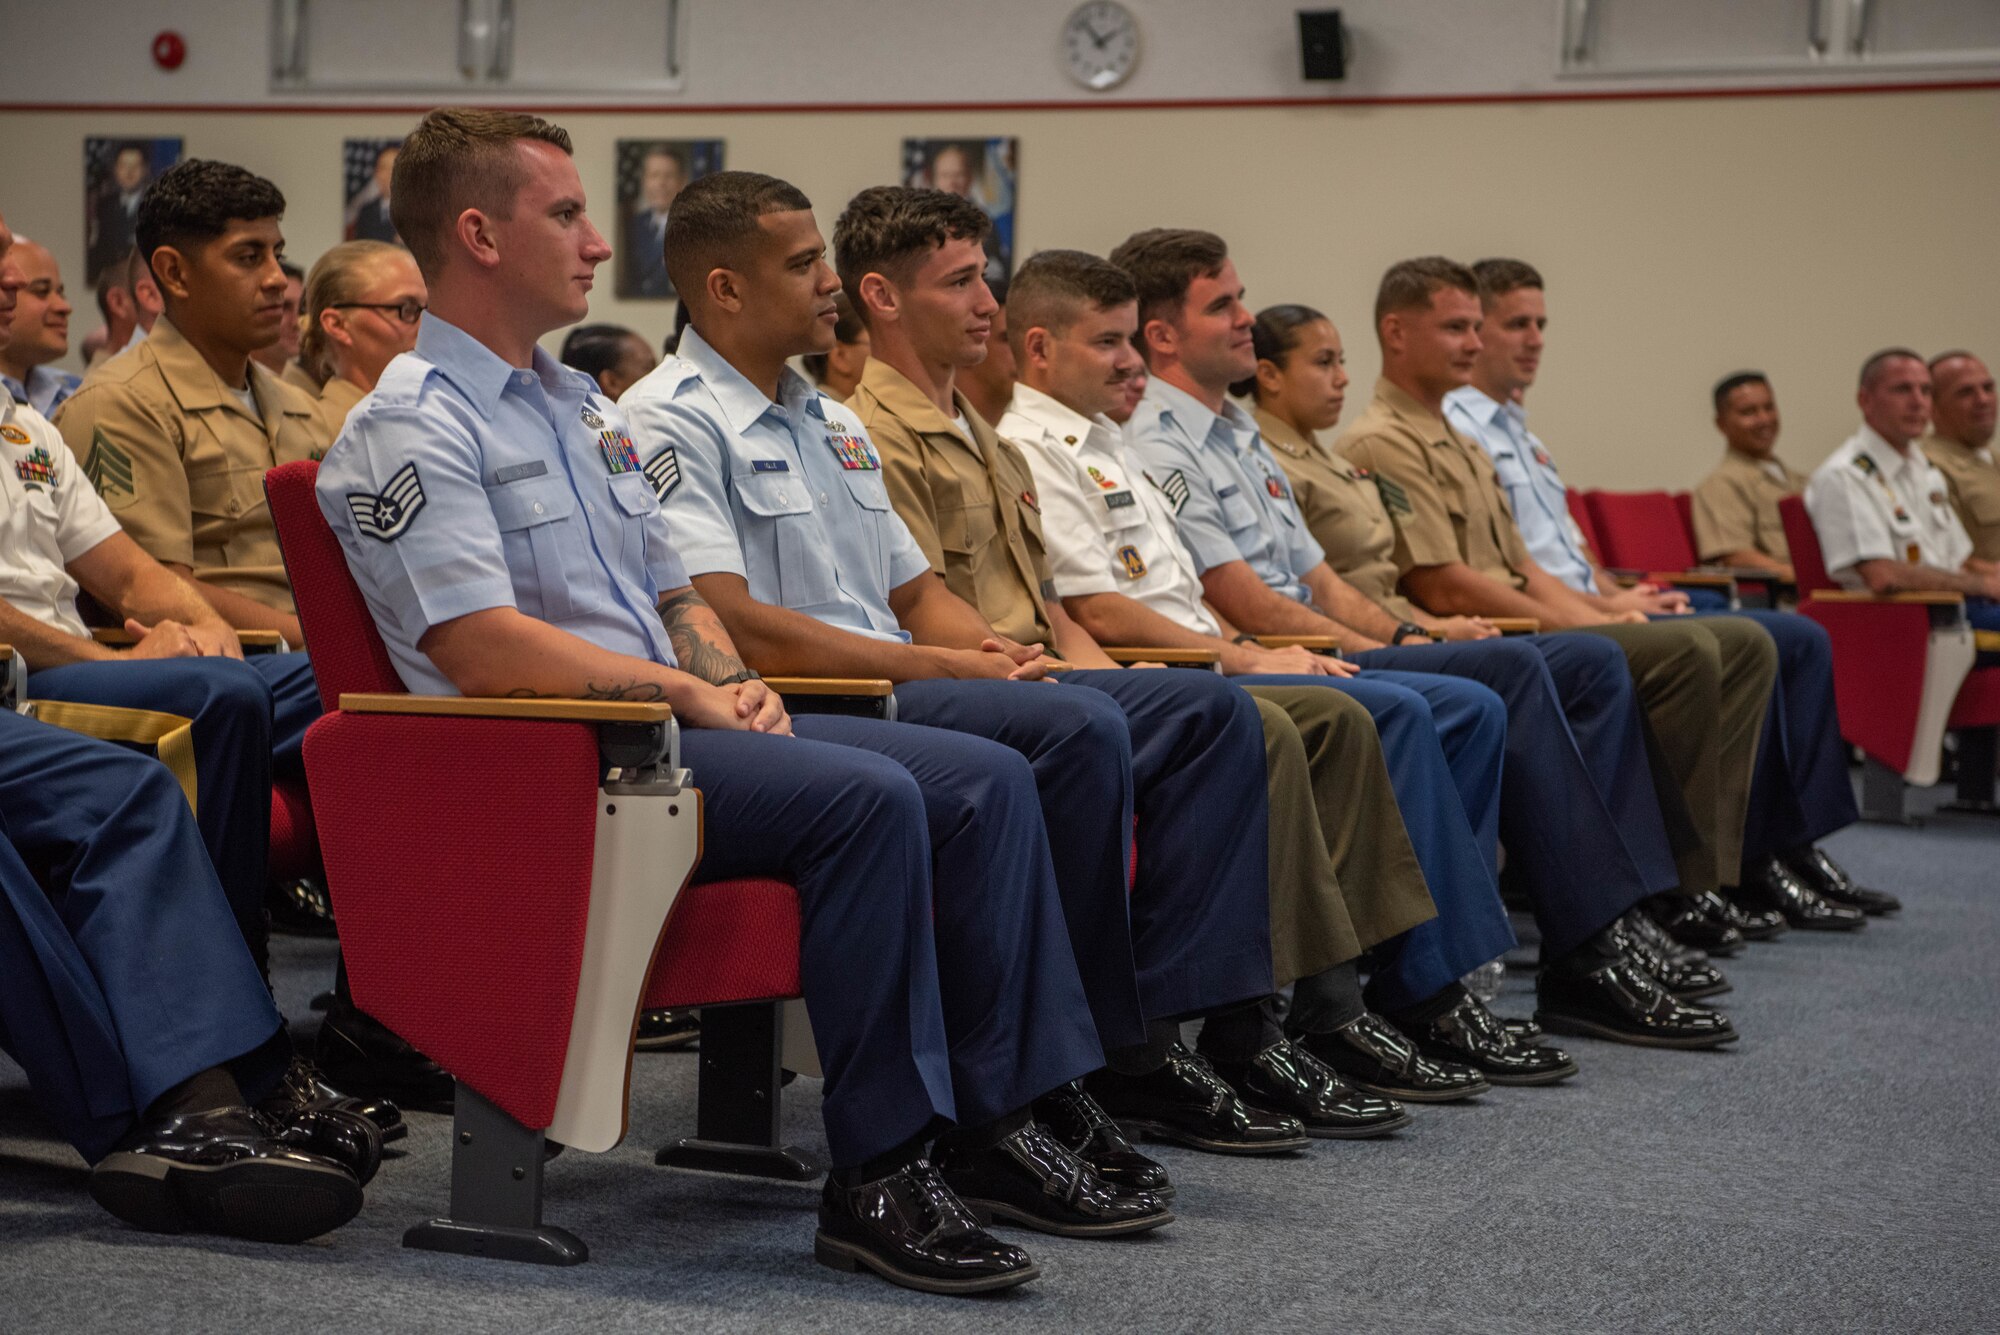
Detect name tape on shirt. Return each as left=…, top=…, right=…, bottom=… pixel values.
left=347, top=461, right=428, bottom=542
left=1374, top=475, right=1413, bottom=518
left=14, top=445, right=56, bottom=490
left=645, top=446, right=682, bottom=500
left=827, top=432, right=880, bottom=471
left=751, top=459, right=790, bottom=473
left=1105, top=490, right=1137, bottom=510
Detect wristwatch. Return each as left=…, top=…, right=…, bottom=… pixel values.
left=1390, top=622, right=1426, bottom=645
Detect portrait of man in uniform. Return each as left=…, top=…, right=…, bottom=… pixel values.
left=615, top=138, right=725, bottom=299
left=342, top=139, right=404, bottom=246
left=84, top=137, right=180, bottom=286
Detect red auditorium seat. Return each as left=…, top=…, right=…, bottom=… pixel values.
left=1578, top=489, right=1755, bottom=606
left=265, top=460, right=864, bottom=1266
left=1778, top=494, right=2000, bottom=821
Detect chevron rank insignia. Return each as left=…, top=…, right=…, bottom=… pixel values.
left=644, top=446, right=681, bottom=500
left=1155, top=468, right=1191, bottom=515
left=347, top=462, right=427, bottom=541
left=84, top=429, right=136, bottom=509
left=1373, top=475, right=1413, bottom=518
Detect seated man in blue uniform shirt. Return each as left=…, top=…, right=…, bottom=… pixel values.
left=622, top=172, right=1312, bottom=1160
left=318, top=108, right=1166, bottom=1298
left=1444, top=258, right=1892, bottom=927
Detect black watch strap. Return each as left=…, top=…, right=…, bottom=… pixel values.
left=1390, top=622, right=1425, bottom=645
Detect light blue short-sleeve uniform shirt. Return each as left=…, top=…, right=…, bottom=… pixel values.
left=618, top=326, right=930, bottom=643
left=316, top=315, right=687, bottom=695
left=1125, top=377, right=1324, bottom=605
left=1444, top=385, right=1600, bottom=593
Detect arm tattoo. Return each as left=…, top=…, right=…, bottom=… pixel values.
left=658, top=587, right=752, bottom=686
left=505, top=681, right=669, bottom=702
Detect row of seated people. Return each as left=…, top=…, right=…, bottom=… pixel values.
left=0, top=108, right=1900, bottom=1294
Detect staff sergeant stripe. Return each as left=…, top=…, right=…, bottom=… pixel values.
left=85, top=429, right=135, bottom=503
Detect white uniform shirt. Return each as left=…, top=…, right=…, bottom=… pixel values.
left=1804, top=424, right=1973, bottom=587
left=998, top=383, right=1220, bottom=636
left=0, top=384, right=123, bottom=639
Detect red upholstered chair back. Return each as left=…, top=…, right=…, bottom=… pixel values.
left=1583, top=490, right=1700, bottom=571
left=1673, top=493, right=1698, bottom=554
left=265, top=460, right=406, bottom=710
left=1565, top=489, right=1603, bottom=558
left=1777, top=495, right=1836, bottom=595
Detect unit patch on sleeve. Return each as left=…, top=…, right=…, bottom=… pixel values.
left=644, top=446, right=682, bottom=500
left=84, top=429, right=136, bottom=509
left=347, top=462, right=428, bottom=541
left=1373, top=475, right=1413, bottom=518
left=14, top=445, right=56, bottom=490
left=1118, top=544, right=1148, bottom=579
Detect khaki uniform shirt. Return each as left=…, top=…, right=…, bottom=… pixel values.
left=316, top=376, right=368, bottom=441
left=54, top=318, right=324, bottom=614
left=1333, top=378, right=1534, bottom=588
left=1257, top=406, right=1419, bottom=621
left=1689, top=448, right=1807, bottom=564
left=849, top=358, right=1056, bottom=648
left=1921, top=431, right=2000, bottom=563
left=281, top=360, right=320, bottom=396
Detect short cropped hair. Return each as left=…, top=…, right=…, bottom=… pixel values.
left=832, top=186, right=991, bottom=321
left=1859, top=346, right=1925, bottom=391
left=1374, top=257, right=1478, bottom=326
left=1929, top=349, right=1978, bottom=374
left=1470, top=257, right=1544, bottom=305
left=1712, top=371, right=1769, bottom=415
left=801, top=291, right=867, bottom=382
left=560, top=323, right=644, bottom=381
left=661, top=171, right=814, bottom=311
left=134, top=159, right=286, bottom=270
left=1005, top=249, right=1136, bottom=360
left=1105, top=228, right=1229, bottom=343
left=391, top=108, right=573, bottom=275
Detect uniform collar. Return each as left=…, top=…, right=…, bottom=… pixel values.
left=0, top=373, right=23, bottom=405
left=1856, top=422, right=1919, bottom=476
left=413, top=313, right=595, bottom=421
left=1145, top=375, right=1259, bottom=454
left=857, top=356, right=967, bottom=438
left=677, top=325, right=826, bottom=434
left=1251, top=405, right=1321, bottom=461
left=1006, top=383, right=1112, bottom=452
left=1724, top=445, right=1791, bottom=476
left=1924, top=430, right=1993, bottom=463
left=145, top=316, right=237, bottom=412
left=0, top=378, right=19, bottom=426
left=1378, top=377, right=1459, bottom=445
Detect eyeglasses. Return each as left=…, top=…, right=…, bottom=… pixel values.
left=332, top=299, right=426, bottom=325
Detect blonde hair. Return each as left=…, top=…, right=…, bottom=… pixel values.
left=301, top=240, right=405, bottom=385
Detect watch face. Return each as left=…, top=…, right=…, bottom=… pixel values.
left=1063, top=0, right=1140, bottom=91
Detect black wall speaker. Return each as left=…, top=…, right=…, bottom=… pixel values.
left=1298, top=10, right=1347, bottom=81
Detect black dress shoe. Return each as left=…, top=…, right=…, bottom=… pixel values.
left=1738, top=856, right=1865, bottom=932
left=267, top=878, right=338, bottom=938
left=1785, top=846, right=1902, bottom=916
left=89, top=1106, right=363, bottom=1244
left=1202, top=1039, right=1412, bottom=1139
left=1292, top=1012, right=1489, bottom=1103
left=1032, top=1081, right=1173, bottom=1198
left=1501, top=1017, right=1542, bottom=1042
left=1702, top=890, right=1786, bottom=942
left=635, top=1009, right=701, bottom=1052
left=260, top=1056, right=406, bottom=1145
left=1396, top=995, right=1580, bottom=1087
left=1614, top=916, right=1732, bottom=1001
left=1087, top=1045, right=1309, bottom=1154
left=271, top=1105, right=383, bottom=1186
left=1536, top=960, right=1739, bottom=1050
left=1644, top=893, right=1746, bottom=957
left=935, top=1124, right=1173, bottom=1238
left=816, top=1160, right=1039, bottom=1295
left=1620, top=907, right=1709, bottom=966
left=315, top=1000, right=455, bottom=1113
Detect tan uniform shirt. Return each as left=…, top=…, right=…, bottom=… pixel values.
left=1921, top=431, right=2000, bottom=563
left=1689, top=448, right=1807, bottom=564
left=848, top=358, right=1056, bottom=647
left=315, top=376, right=368, bottom=440
left=53, top=317, right=325, bottom=614
left=280, top=359, right=319, bottom=396
left=1257, top=406, right=1419, bottom=620
left=1333, top=378, right=1533, bottom=588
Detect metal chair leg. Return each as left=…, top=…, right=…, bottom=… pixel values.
left=655, top=1001, right=822, bottom=1181
left=403, top=1082, right=588, bottom=1265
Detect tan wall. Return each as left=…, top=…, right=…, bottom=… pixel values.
left=4, top=87, right=1996, bottom=489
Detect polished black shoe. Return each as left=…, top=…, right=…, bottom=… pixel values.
left=1536, top=960, right=1739, bottom=1050
left=1032, top=1081, right=1173, bottom=1198
left=1396, top=994, right=1580, bottom=1087
left=935, top=1124, right=1173, bottom=1239
left=1615, top=915, right=1732, bottom=1001
left=1785, top=846, right=1901, bottom=916
left=315, top=1001, right=455, bottom=1113
left=1501, top=1016, right=1542, bottom=1042
left=270, top=1104, right=383, bottom=1187
left=816, top=1160, right=1039, bottom=1295
left=1202, top=1039, right=1411, bottom=1139
left=1087, top=1045, right=1309, bottom=1154
left=1621, top=907, right=1709, bottom=965
left=89, top=1106, right=363, bottom=1243
left=260, top=1056, right=405, bottom=1145
left=1739, top=856, right=1865, bottom=932
left=1644, top=893, right=1745, bottom=957
left=267, top=877, right=338, bottom=938
left=1294, top=1012, right=1489, bottom=1102
left=635, top=1008, right=701, bottom=1052
left=1702, top=890, right=1786, bottom=942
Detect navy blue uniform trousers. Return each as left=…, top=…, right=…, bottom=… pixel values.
left=893, top=672, right=1273, bottom=1050
left=0, top=711, right=285, bottom=1164
left=247, top=650, right=322, bottom=780
left=1354, top=633, right=1679, bottom=950
left=683, top=721, right=1101, bottom=1168
left=1240, top=671, right=1517, bottom=1008
left=1973, top=598, right=2000, bottom=666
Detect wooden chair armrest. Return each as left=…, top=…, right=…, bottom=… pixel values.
left=236, top=630, right=286, bottom=649
left=1977, top=631, right=2000, bottom=654
left=338, top=693, right=674, bottom=723
left=1648, top=571, right=1736, bottom=589
left=1487, top=617, right=1541, bottom=634
left=762, top=677, right=894, bottom=697
left=89, top=628, right=137, bottom=646
left=0, top=643, right=11, bottom=662
left=1101, top=646, right=1223, bottom=666
left=1809, top=590, right=1965, bottom=605
left=1699, top=566, right=1794, bottom=586
left=1252, top=634, right=1342, bottom=652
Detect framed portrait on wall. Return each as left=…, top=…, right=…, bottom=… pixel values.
left=343, top=138, right=405, bottom=246
left=84, top=137, right=182, bottom=287
left=616, top=139, right=725, bottom=299
left=902, top=137, right=1017, bottom=284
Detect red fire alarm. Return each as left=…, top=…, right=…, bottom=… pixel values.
left=152, top=31, right=187, bottom=71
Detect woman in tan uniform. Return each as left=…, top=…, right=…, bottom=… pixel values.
left=299, top=240, right=426, bottom=436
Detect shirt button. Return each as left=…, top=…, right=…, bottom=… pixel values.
left=586, top=502, right=596, bottom=514
left=228, top=497, right=242, bottom=515
left=820, top=492, right=830, bottom=506
left=533, top=501, right=546, bottom=515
